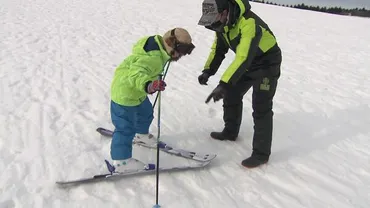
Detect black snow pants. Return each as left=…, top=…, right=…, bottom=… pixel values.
left=222, top=49, right=282, bottom=159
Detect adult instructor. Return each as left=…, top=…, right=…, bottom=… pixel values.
left=198, top=0, right=282, bottom=168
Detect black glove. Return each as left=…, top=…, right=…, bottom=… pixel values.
left=198, top=72, right=211, bottom=85
left=205, top=82, right=228, bottom=103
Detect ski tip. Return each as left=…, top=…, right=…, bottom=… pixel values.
left=195, top=154, right=217, bottom=162
left=153, top=204, right=161, bottom=208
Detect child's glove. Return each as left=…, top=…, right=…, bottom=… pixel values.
left=146, top=80, right=167, bottom=94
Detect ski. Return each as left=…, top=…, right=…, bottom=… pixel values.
left=96, top=127, right=217, bottom=162
left=56, top=159, right=212, bottom=185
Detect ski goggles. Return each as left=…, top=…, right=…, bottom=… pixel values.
left=170, top=29, right=195, bottom=55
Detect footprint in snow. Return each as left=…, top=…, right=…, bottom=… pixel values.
left=208, top=107, right=216, bottom=118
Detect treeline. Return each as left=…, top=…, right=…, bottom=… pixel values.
left=250, top=0, right=370, bottom=18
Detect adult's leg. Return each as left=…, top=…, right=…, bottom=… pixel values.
left=242, top=64, right=280, bottom=168
left=211, top=75, right=254, bottom=141
left=251, top=75, right=279, bottom=158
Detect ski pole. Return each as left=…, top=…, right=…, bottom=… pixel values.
left=153, top=59, right=171, bottom=208
left=153, top=74, right=163, bottom=208
left=152, top=60, right=170, bottom=109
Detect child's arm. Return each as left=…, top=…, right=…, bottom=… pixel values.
left=126, top=56, right=162, bottom=93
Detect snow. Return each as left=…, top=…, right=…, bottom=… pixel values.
left=1, top=0, right=370, bottom=207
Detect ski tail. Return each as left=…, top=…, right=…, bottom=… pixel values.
left=97, top=127, right=113, bottom=137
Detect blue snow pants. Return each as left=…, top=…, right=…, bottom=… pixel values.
left=110, top=97, right=154, bottom=160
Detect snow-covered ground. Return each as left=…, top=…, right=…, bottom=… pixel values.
left=1, top=0, right=370, bottom=207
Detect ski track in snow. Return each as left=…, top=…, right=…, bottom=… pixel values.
left=1, top=0, right=370, bottom=207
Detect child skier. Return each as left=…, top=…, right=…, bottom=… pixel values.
left=109, top=28, right=195, bottom=172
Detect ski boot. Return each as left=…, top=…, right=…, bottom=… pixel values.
left=133, top=133, right=158, bottom=147
left=112, top=158, right=149, bottom=173
left=210, top=131, right=237, bottom=141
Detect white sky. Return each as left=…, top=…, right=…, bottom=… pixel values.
left=266, top=0, right=370, bottom=9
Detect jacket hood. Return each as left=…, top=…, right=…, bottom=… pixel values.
left=234, top=0, right=251, bottom=16
left=228, top=0, right=251, bottom=25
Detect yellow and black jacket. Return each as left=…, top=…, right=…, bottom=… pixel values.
left=203, top=0, right=281, bottom=85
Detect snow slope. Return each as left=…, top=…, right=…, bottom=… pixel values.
left=1, top=0, right=370, bottom=207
